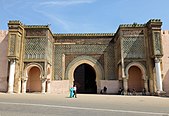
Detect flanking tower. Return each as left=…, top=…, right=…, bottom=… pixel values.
left=147, top=19, right=165, bottom=96
left=7, top=21, right=24, bottom=93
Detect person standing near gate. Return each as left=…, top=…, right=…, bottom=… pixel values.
left=73, top=85, right=77, bottom=98
left=69, top=86, right=74, bottom=98
left=103, top=86, right=107, bottom=94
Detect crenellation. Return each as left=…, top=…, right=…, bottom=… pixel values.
left=148, top=19, right=161, bottom=22
left=8, top=20, right=23, bottom=25
left=24, top=25, right=49, bottom=28
left=120, top=24, right=146, bottom=28
left=53, top=33, right=114, bottom=37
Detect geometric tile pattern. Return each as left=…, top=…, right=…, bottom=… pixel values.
left=123, top=36, right=145, bottom=58
left=105, top=42, right=116, bottom=79
left=9, top=34, right=16, bottom=55
left=54, top=44, right=115, bottom=80
left=16, top=35, right=21, bottom=57
left=24, top=38, right=47, bottom=59
left=46, top=40, right=53, bottom=64
left=153, top=32, right=162, bottom=55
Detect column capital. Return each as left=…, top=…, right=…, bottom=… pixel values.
left=142, top=75, right=148, bottom=80
left=8, top=59, right=15, bottom=63
left=41, top=78, right=47, bottom=82
left=122, top=76, right=128, bottom=80
left=154, top=57, right=160, bottom=63
left=47, top=79, right=51, bottom=83
left=123, top=77, right=128, bottom=81
left=21, top=77, right=27, bottom=82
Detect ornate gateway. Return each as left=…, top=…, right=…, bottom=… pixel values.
left=2, top=19, right=166, bottom=96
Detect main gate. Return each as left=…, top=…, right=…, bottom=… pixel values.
left=74, top=63, right=97, bottom=94
left=65, top=56, right=104, bottom=93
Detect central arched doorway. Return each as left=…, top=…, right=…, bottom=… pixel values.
left=74, top=63, right=97, bottom=94
left=26, top=67, right=41, bottom=92
left=128, top=66, right=144, bottom=92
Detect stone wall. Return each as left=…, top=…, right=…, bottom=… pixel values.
left=0, top=31, right=8, bottom=92
left=50, top=80, right=69, bottom=94
left=161, top=30, right=169, bottom=96
left=50, top=80, right=119, bottom=94
left=100, top=80, right=119, bottom=94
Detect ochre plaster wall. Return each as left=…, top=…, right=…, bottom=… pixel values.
left=0, top=31, right=8, bottom=92
left=162, top=31, right=169, bottom=95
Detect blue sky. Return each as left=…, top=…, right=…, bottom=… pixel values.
left=0, top=0, right=169, bottom=33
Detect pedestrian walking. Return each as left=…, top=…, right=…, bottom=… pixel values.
left=73, top=85, right=77, bottom=98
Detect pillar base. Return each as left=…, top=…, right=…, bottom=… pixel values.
left=123, top=91, right=128, bottom=95
left=7, top=91, right=14, bottom=94
left=145, top=92, right=150, bottom=96
left=7, top=86, right=13, bottom=94
left=156, top=91, right=166, bottom=97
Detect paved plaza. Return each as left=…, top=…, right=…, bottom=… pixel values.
left=0, top=93, right=169, bottom=116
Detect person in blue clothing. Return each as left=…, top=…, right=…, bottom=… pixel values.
left=69, top=86, right=74, bottom=98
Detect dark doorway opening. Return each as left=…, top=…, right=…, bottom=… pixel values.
left=74, top=63, right=97, bottom=94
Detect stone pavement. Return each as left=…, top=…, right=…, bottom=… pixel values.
left=0, top=93, right=169, bottom=116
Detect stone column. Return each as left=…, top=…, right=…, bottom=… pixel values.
left=144, top=78, right=148, bottom=93
left=46, top=79, right=51, bottom=93
left=8, top=59, right=16, bottom=93
left=17, top=77, right=21, bottom=93
left=149, top=79, right=154, bottom=95
left=155, top=58, right=163, bottom=92
left=22, top=78, right=27, bottom=93
left=62, top=54, right=65, bottom=80
left=123, top=78, right=128, bottom=95
left=41, top=78, right=46, bottom=94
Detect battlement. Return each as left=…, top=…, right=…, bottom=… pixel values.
left=148, top=19, right=161, bottom=23
left=120, top=23, right=146, bottom=28
left=8, top=20, right=50, bottom=28
left=146, top=19, right=162, bottom=27
left=24, top=25, right=49, bottom=28
left=119, top=19, right=161, bottom=28
left=53, top=33, right=114, bottom=37
left=8, top=20, right=23, bottom=25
